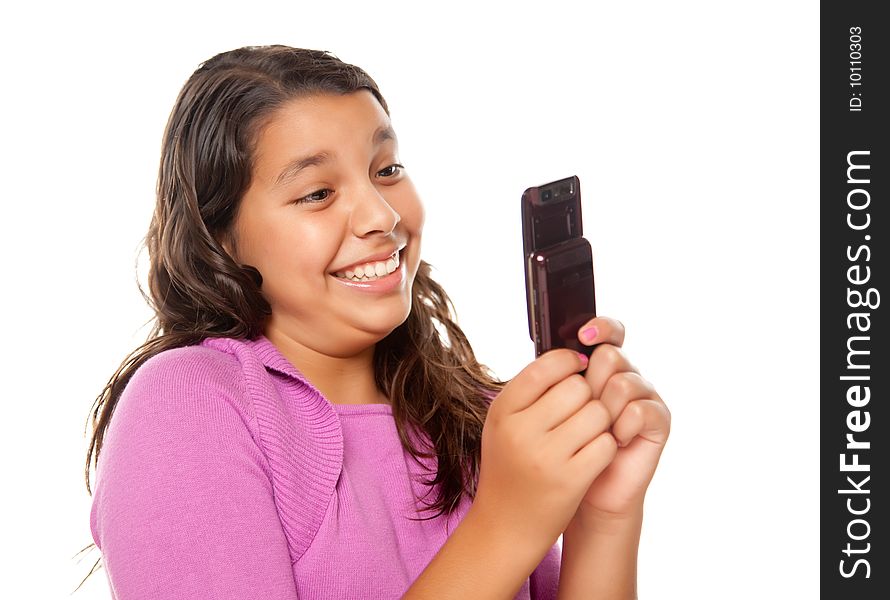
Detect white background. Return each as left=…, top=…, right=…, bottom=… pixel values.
left=0, top=1, right=818, bottom=598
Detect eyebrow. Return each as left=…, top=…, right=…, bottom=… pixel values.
left=273, top=124, right=397, bottom=188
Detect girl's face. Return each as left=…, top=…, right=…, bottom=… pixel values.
left=229, top=91, right=425, bottom=357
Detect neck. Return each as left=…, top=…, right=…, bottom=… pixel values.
left=263, top=325, right=388, bottom=406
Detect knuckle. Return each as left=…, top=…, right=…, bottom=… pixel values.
left=566, top=374, right=592, bottom=397
left=614, top=372, right=638, bottom=397
left=589, top=400, right=611, bottom=426
left=601, top=374, right=625, bottom=399
left=626, top=400, right=645, bottom=420
left=593, top=343, right=623, bottom=368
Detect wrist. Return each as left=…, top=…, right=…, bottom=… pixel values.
left=569, top=501, right=644, bottom=536
left=465, top=499, right=552, bottom=571
left=404, top=500, right=544, bottom=599
left=558, top=504, right=642, bottom=600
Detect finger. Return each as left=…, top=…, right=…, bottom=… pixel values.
left=523, top=373, right=593, bottom=431
left=598, top=371, right=658, bottom=423
left=612, top=399, right=671, bottom=447
left=568, top=431, right=618, bottom=483
left=548, top=399, right=612, bottom=458
left=497, top=348, right=588, bottom=415
left=577, top=316, right=626, bottom=347
left=584, top=343, right=638, bottom=399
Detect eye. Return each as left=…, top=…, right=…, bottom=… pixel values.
left=295, top=189, right=331, bottom=204
left=377, top=163, right=405, bottom=178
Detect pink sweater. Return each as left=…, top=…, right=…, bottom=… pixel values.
left=89, top=335, right=561, bottom=599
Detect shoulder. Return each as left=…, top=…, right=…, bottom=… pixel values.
left=96, top=339, right=277, bottom=509
left=129, top=341, right=245, bottom=391
left=109, top=342, right=264, bottom=434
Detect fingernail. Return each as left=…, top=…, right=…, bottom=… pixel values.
left=576, top=352, right=589, bottom=366
left=580, top=326, right=599, bottom=344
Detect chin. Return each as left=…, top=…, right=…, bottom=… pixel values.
left=362, top=301, right=413, bottom=338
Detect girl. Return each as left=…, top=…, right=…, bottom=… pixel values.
left=84, top=45, right=670, bottom=599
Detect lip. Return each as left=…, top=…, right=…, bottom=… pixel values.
left=330, top=248, right=406, bottom=293
left=330, top=244, right=405, bottom=275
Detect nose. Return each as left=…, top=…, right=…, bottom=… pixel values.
left=350, top=181, right=401, bottom=238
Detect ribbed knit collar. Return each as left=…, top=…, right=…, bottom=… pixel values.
left=224, top=334, right=393, bottom=412
left=238, top=335, right=310, bottom=383
left=199, top=333, right=346, bottom=563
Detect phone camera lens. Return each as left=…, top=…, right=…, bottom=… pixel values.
left=542, top=189, right=552, bottom=201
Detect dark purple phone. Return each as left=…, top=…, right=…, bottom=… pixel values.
left=521, top=176, right=597, bottom=357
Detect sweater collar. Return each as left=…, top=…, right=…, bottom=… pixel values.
left=240, top=334, right=312, bottom=383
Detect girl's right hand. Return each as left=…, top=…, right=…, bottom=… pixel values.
left=472, top=349, right=617, bottom=554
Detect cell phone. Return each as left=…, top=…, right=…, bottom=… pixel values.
left=521, top=176, right=597, bottom=357
left=521, top=176, right=584, bottom=340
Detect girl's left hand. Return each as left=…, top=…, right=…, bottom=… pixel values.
left=572, top=316, right=671, bottom=523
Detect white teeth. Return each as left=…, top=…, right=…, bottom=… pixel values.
left=333, top=250, right=401, bottom=282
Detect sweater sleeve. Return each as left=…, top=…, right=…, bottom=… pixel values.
left=89, top=346, right=299, bottom=600
left=529, top=540, right=561, bottom=600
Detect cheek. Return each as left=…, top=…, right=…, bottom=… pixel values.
left=280, top=225, right=339, bottom=274
left=411, top=200, right=426, bottom=235
left=243, top=216, right=337, bottom=280
left=396, top=183, right=425, bottom=235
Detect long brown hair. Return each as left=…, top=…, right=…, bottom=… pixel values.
left=78, top=45, right=505, bottom=587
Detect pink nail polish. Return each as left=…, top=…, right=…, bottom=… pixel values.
left=580, top=326, right=598, bottom=343
left=576, top=352, right=589, bottom=366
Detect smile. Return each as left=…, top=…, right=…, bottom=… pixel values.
left=329, top=248, right=407, bottom=294
left=333, top=249, right=400, bottom=282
